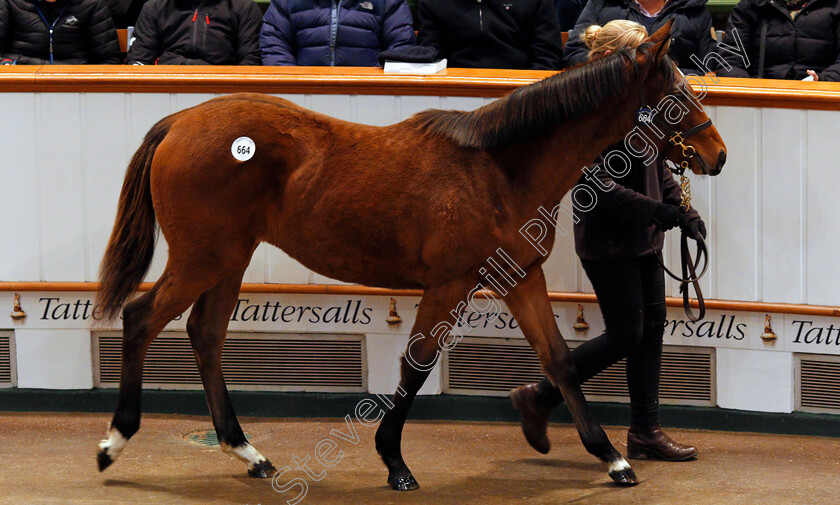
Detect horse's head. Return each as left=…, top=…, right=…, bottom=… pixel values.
left=633, top=20, right=726, bottom=176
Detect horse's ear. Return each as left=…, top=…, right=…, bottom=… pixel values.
left=645, top=19, right=673, bottom=62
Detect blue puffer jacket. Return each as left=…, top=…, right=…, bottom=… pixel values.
left=261, top=0, right=416, bottom=66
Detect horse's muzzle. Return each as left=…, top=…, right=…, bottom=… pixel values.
left=710, top=149, right=726, bottom=176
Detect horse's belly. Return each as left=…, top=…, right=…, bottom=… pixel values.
left=266, top=225, right=425, bottom=289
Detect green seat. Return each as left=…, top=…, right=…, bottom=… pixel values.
left=707, top=0, right=740, bottom=13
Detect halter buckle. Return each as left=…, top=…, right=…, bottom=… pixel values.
left=669, top=132, right=685, bottom=146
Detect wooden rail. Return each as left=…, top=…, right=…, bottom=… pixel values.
left=1, top=66, right=840, bottom=110
left=2, top=282, right=838, bottom=317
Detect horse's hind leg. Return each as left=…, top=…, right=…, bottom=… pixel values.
left=375, top=279, right=471, bottom=491
left=98, top=265, right=217, bottom=471
left=186, top=267, right=276, bottom=478
left=503, top=264, right=639, bottom=486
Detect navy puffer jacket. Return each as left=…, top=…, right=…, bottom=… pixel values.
left=260, top=0, right=416, bottom=66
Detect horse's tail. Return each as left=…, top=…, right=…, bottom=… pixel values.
left=96, top=117, right=174, bottom=319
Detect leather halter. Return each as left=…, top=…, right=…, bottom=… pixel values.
left=631, top=55, right=709, bottom=321
left=631, top=56, right=713, bottom=183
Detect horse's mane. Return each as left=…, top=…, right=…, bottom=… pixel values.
left=410, top=46, right=674, bottom=149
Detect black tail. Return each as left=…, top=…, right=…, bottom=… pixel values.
left=96, top=117, right=173, bottom=319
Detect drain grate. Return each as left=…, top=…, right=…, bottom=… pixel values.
left=183, top=429, right=253, bottom=447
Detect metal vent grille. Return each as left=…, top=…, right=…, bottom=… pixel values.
left=95, top=332, right=365, bottom=392
left=444, top=338, right=714, bottom=406
left=0, top=332, right=13, bottom=386
left=798, top=355, right=840, bottom=413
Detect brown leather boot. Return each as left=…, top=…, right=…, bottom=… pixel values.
left=627, top=425, right=698, bottom=461
left=510, top=384, right=552, bottom=454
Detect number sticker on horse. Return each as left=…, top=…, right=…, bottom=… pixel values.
left=231, top=137, right=256, bottom=162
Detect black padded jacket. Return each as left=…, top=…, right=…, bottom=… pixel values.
left=573, top=142, right=700, bottom=261
left=127, top=0, right=262, bottom=65
left=0, top=0, right=121, bottom=64
left=717, top=0, right=840, bottom=81
left=417, top=0, right=564, bottom=70
left=564, top=0, right=716, bottom=73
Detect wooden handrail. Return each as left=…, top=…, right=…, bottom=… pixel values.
left=2, top=66, right=840, bottom=109
left=2, top=282, right=838, bottom=317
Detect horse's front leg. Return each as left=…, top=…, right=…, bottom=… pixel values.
left=375, top=279, right=471, bottom=491
left=504, top=264, right=639, bottom=486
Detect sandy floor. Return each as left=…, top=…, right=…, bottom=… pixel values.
left=1, top=412, right=838, bottom=505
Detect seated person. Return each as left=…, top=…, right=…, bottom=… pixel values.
left=564, top=0, right=716, bottom=73
left=556, top=0, right=587, bottom=31
left=417, top=0, right=564, bottom=69
left=718, top=0, right=840, bottom=81
left=260, top=0, right=416, bottom=66
left=127, top=0, right=262, bottom=65
left=0, top=0, right=121, bottom=64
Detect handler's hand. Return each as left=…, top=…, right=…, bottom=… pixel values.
left=682, top=214, right=707, bottom=241
left=651, top=204, right=682, bottom=231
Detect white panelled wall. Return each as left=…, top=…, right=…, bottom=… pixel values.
left=1, top=91, right=838, bottom=415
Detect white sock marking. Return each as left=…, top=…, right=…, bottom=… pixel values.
left=98, top=426, right=128, bottom=460
left=221, top=442, right=267, bottom=469
left=608, top=458, right=631, bottom=473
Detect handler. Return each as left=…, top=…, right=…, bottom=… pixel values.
left=511, top=20, right=705, bottom=462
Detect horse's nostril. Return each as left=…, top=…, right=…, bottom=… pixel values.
left=718, top=150, right=727, bottom=168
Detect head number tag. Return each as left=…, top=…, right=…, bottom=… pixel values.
left=231, top=137, right=255, bottom=162
left=636, top=107, right=653, bottom=125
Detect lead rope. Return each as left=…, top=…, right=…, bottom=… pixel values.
left=662, top=140, right=706, bottom=321
left=652, top=206, right=707, bottom=322
left=630, top=52, right=709, bottom=320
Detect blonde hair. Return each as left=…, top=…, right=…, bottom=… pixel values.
left=582, top=20, right=648, bottom=59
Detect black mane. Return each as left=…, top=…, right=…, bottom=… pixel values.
left=411, top=47, right=676, bottom=149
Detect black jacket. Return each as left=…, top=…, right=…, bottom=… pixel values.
left=718, top=0, right=840, bottom=81
left=574, top=143, right=700, bottom=261
left=127, top=0, right=262, bottom=65
left=564, top=0, right=716, bottom=73
left=0, top=0, right=121, bottom=64
left=417, top=0, right=564, bottom=70
left=105, top=0, right=147, bottom=27
left=555, top=0, right=587, bottom=31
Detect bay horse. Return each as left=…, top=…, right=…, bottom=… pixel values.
left=95, top=22, right=726, bottom=490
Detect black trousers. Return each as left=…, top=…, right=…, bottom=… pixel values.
left=537, top=253, right=666, bottom=428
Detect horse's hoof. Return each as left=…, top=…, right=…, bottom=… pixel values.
left=248, top=460, right=277, bottom=479
left=97, top=450, right=114, bottom=472
left=609, top=467, right=640, bottom=486
left=388, top=474, right=420, bottom=491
